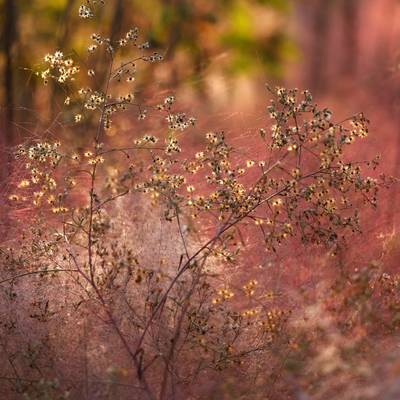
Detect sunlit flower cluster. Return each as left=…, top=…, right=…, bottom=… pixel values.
left=41, top=51, right=79, bottom=84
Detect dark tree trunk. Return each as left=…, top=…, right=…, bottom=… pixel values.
left=1, top=0, right=18, bottom=237
left=109, top=0, right=124, bottom=44
left=58, top=0, right=76, bottom=49
left=3, top=0, right=17, bottom=147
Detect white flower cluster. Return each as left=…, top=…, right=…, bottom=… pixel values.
left=41, top=51, right=79, bottom=84
left=79, top=5, right=93, bottom=19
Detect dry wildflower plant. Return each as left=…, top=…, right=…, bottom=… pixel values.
left=0, top=2, right=396, bottom=400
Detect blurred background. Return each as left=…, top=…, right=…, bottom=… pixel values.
left=1, top=0, right=400, bottom=215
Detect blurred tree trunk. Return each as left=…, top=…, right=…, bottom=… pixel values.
left=58, top=0, right=76, bottom=49
left=109, top=0, right=124, bottom=44
left=164, top=0, right=183, bottom=60
left=381, top=3, right=400, bottom=223
left=1, top=0, right=18, bottom=237
left=309, top=0, right=333, bottom=94
left=2, top=0, right=17, bottom=147
left=341, top=0, right=358, bottom=77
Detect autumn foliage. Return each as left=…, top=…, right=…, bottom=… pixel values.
left=1, top=2, right=399, bottom=400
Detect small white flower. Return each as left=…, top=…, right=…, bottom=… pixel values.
left=79, top=5, right=93, bottom=19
